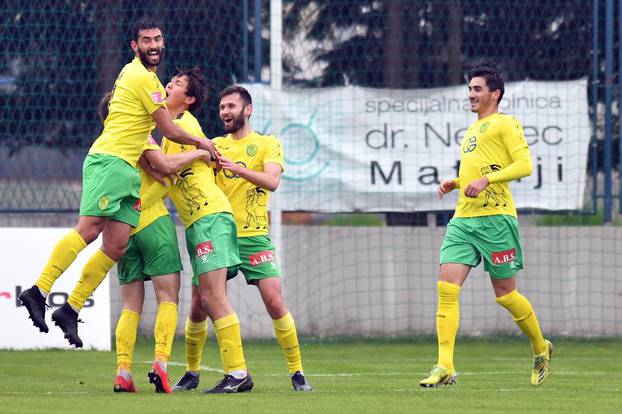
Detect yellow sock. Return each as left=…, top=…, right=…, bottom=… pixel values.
left=436, top=281, right=461, bottom=372
left=496, top=290, right=547, bottom=355
left=213, top=313, right=247, bottom=374
left=115, top=309, right=140, bottom=372
left=35, top=229, right=86, bottom=293
left=185, top=318, right=208, bottom=372
left=154, top=302, right=178, bottom=362
left=273, top=312, right=303, bottom=373
left=67, top=249, right=115, bottom=310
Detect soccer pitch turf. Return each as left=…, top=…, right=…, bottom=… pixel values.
left=1, top=337, right=620, bottom=413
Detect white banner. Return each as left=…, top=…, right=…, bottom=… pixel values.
left=0, top=229, right=111, bottom=350
left=243, top=79, right=590, bottom=212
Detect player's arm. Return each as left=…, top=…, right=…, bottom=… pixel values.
left=219, top=157, right=282, bottom=192
left=142, top=146, right=212, bottom=175
left=486, top=119, right=533, bottom=184
left=464, top=119, right=532, bottom=198
left=151, top=107, right=219, bottom=159
left=138, top=155, right=170, bottom=187
left=437, top=178, right=459, bottom=199
left=140, top=179, right=173, bottom=211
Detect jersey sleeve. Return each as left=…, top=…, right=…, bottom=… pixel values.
left=486, top=117, right=533, bottom=184
left=264, top=136, right=285, bottom=172
left=133, top=71, right=167, bottom=115
left=143, top=134, right=160, bottom=152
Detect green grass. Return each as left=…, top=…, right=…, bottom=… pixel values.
left=1, top=337, right=621, bottom=413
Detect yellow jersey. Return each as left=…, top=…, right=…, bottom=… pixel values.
left=132, top=136, right=169, bottom=235
left=89, top=57, right=166, bottom=167
left=162, top=112, right=232, bottom=229
left=213, top=131, right=284, bottom=237
left=454, top=112, right=532, bottom=218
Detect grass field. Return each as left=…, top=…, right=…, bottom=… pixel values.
left=1, top=336, right=621, bottom=413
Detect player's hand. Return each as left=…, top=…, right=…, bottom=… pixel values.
left=437, top=179, right=457, bottom=199
left=464, top=176, right=490, bottom=198
left=196, top=138, right=220, bottom=162
left=219, top=156, right=241, bottom=176
left=199, top=150, right=214, bottom=167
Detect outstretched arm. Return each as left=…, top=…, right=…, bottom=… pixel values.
left=142, top=147, right=212, bottom=175
left=152, top=107, right=219, bottom=160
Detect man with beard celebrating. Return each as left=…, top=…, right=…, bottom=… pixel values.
left=18, top=17, right=218, bottom=348
left=172, top=86, right=312, bottom=392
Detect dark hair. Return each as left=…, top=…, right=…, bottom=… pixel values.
left=219, top=85, right=252, bottom=107
left=468, top=66, right=505, bottom=103
left=97, top=91, right=112, bottom=123
left=175, top=67, right=208, bottom=114
left=132, top=16, right=161, bottom=41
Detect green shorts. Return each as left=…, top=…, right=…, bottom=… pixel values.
left=185, top=213, right=241, bottom=286
left=235, top=235, right=281, bottom=284
left=79, top=154, right=141, bottom=227
left=439, top=215, right=523, bottom=279
left=117, top=215, right=183, bottom=285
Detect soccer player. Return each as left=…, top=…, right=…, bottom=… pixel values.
left=142, top=72, right=253, bottom=394
left=90, top=93, right=211, bottom=394
left=419, top=66, right=553, bottom=388
left=18, top=17, right=219, bottom=348
left=173, top=85, right=312, bottom=392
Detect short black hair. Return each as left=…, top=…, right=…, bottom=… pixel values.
left=175, top=67, right=208, bottom=114
left=132, top=16, right=161, bottom=41
left=97, top=91, right=112, bottom=123
left=468, top=66, right=505, bottom=103
left=219, top=85, right=252, bottom=107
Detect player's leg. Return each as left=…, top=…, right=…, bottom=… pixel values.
left=114, top=281, right=144, bottom=393
left=419, top=263, right=470, bottom=387
left=113, top=234, right=145, bottom=393
left=482, top=215, right=552, bottom=386
left=18, top=216, right=103, bottom=333
left=173, top=286, right=208, bottom=391
left=256, top=277, right=312, bottom=391
left=238, top=235, right=311, bottom=390
left=147, top=273, right=179, bottom=394
left=52, top=219, right=131, bottom=347
left=52, top=154, right=141, bottom=347
left=198, top=268, right=253, bottom=394
left=186, top=213, right=252, bottom=394
left=421, top=218, right=480, bottom=387
left=139, top=215, right=183, bottom=394
left=18, top=154, right=117, bottom=332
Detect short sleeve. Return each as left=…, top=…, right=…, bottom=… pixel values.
left=134, top=71, right=167, bottom=115
left=264, top=136, right=285, bottom=172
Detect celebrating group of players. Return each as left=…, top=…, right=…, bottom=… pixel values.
left=19, top=13, right=555, bottom=394
left=18, top=17, right=311, bottom=394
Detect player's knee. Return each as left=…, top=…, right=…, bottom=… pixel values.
left=102, top=242, right=127, bottom=261
left=264, top=295, right=285, bottom=318
left=76, top=224, right=103, bottom=244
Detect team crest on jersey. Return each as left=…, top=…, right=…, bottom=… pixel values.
left=246, top=144, right=258, bottom=157
left=98, top=196, right=109, bottom=211
left=479, top=122, right=490, bottom=133
left=151, top=91, right=164, bottom=104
